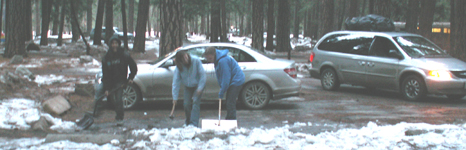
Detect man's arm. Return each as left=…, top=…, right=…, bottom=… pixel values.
left=196, top=59, right=206, bottom=92
left=218, top=60, right=231, bottom=99
left=172, top=68, right=182, bottom=101
left=126, top=53, right=138, bottom=81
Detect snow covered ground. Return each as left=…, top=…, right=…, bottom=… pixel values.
left=4, top=35, right=466, bottom=149
left=2, top=98, right=466, bottom=149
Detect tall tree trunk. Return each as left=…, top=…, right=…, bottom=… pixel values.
left=70, top=1, right=79, bottom=43
left=105, top=0, right=113, bottom=44
left=207, top=14, right=210, bottom=38
left=276, top=0, right=291, bottom=54
left=449, top=0, right=466, bottom=60
left=4, top=0, right=28, bottom=58
left=93, top=0, right=104, bottom=45
left=293, top=0, right=300, bottom=39
left=252, top=0, right=264, bottom=51
left=121, top=0, right=129, bottom=50
left=210, top=0, right=220, bottom=42
left=266, top=0, right=275, bottom=51
left=128, top=0, right=134, bottom=33
left=405, top=0, right=419, bottom=33
left=368, top=0, right=374, bottom=14
left=70, top=0, right=90, bottom=55
left=159, top=0, right=182, bottom=56
left=134, top=0, right=149, bottom=53
left=320, top=0, right=334, bottom=38
left=35, top=0, right=39, bottom=37
left=360, top=0, right=366, bottom=15
left=40, top=0, right=52, bottom=46
left=57, top=1, right=66, bottom=46
left=311, top=0, right=319, bottom=39
left=239, top=0, right=244, bottom=36
left=51, top=1, right=59, bottom=35
left=419, top=0, right=435, bottom=40
left=200, top=15, right=205, bottom=34
left=25, top=0, right=32, bottom=41
left=220, top=0, right=227, bottom=42
left=147, top=5, right=151, bottom=37
left=337, top=0, right=346, bottom=30
left=374, top=0, right=391, bottom=17
left=87, top=0, right=93, bottom=35
left=245, top=0, right=252, bottom=36
left=348, top=0, right=358, bottom=18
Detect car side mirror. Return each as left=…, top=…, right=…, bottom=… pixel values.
left=161, top=59, right=174, bottom=68
left=388, top=50, right=403, bottom=60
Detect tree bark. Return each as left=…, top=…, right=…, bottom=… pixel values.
left=134, top=0, right=149, bottom=53
left=87, top=0, right=93, bottom=35
left=200, top=15, right=206, bottom=34
left=419, top=0, right=435, bottom=40
left=57, top=1, right=66, bottom=46
left=159, top=0, right=182, bottom=56
left=293, top=0, right=300, bottom=39
left=70, top=0, right=91, bottom=55
left=93, top=0, right=105, bottom=45
left=121, top=0, right=129, bottom=50
left=276, top=0, right=291, bottom=55
left=105, top=0, right=114, bottom=44
left=311, top=0, right=319, bottom=39
left=320, top=0, right=334, bottom=38
left=368, top=0, right=374, bottom=14
left=405, top=0, right=420, bottom=33
left=210, top=0, right=220, bottom=42
left=374, top=0, right=391, bottom=17
left=147, top=5, right=151, bottom=37
left=220, top=0, right=227, bottom=42
left=4, top=0, right=28, bottom=58
left=252, top=0, right=264, bottom=51
left=449, top=0, right=466, bottom=61
left=40, top=0, right=52, bottom=46
left=70, top=0, right=79, bottom=43
left=35, top=0, right=39, bottom=37
left=128, top=0, right=134, bottom=33
left=266, top=0, right=275, bottom=51
left=51, top=1, right=59, bottom=35
left=25, top=0, right=32, bottom=41
left=348, top=0, right=358, bottom=18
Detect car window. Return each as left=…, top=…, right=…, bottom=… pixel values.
left=369, top=37, right=399, bottom=58
left=318, top=34, right=373, bottom=55
left=394, top=36, right=447, bottom=58
left=218, top=47, right=256, bottom=62
left=186, top=47, right=209, bottom=63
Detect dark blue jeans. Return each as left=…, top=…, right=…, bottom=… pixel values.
left=225, top=84, right=243, bottom=120
left=94, top=82, right=124, bottom=121
left=183, top=86, right=203, bottom=127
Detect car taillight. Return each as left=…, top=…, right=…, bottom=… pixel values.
left=284, top=67, right=297, bottom=78
left=309, top=51, right=315, bottom=62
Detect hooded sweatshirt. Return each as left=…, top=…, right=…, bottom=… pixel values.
left=214, top=49, right=245, bottom=99
left=172, top=55, right=206, bottom=100
left=101, top=38, right=138, bottom=91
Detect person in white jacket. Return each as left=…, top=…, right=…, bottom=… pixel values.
left=172, top=51, right=206, bottom=127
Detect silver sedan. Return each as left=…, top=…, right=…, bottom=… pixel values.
left=95, top=43, right=301, bottom=109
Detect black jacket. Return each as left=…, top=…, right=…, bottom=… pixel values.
left=101, top=47, right=137, bottom=91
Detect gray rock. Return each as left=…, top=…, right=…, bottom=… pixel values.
left=9, top=55, right=23, bottom=64
left=75, top=83, right=94, bottom=96
left=405, top=129, right=428, bottom=136
left=15, top=66, right=35, bottom=80
left=79, top=55, right=93, bottom=63
left=32, top=116, right=51, bottom=131
left=42, top=95, right=71, bottom=115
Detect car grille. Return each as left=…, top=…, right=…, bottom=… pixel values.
left=451, top=71, right=466, bottom=78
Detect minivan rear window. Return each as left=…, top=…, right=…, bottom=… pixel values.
left=318, top=34, right=374, bottom=55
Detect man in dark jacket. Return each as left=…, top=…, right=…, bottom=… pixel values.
left=96, top=37, right=137, bottom=126
left=204, top=47, right=245, bottom=120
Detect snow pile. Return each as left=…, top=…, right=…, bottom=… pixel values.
left=34, top=74, right=70, bottom=85
left=0, top=98, right=76, bottom=131
left=126, top=122, right=466, bottom=149
left=0, top=138, right=119, bottom=150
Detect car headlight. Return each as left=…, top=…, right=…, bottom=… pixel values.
left=428, top=70, right=452, bottom=79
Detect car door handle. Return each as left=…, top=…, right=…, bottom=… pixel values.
left=241, top=66, right=246, bottom=70
left=367, top=62, right=375, bottom=67
left=358, top=61, right=366, bottom=66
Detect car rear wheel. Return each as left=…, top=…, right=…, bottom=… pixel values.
left=446, top=94, right=465, bottom=101
left=240, top=82, right=271, bottom=109
left=122, top=83, right=141, bottom=109
left=401, top=75, right=426, bottom=101
left=321, top=68, right=340, bottom=90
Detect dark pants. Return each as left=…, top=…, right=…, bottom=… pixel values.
left=94, top=82, right=125, bottom=121
left=183, top=86, right=203, bottom=127
left=225, top=84, right=243, bottom=120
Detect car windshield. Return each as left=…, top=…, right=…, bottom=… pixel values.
left=394, top=36, right=448, bottom=58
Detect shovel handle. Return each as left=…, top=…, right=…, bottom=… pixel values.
left=170, top=101, right=176, bottom=116
left=218, top=98, right=221, bottom=126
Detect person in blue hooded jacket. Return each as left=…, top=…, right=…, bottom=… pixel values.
left=172, top=51, right=206, bottom=127
left=204, top=47, right=245, bottom=120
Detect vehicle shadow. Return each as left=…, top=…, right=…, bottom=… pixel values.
left=132, top=100, right=298, bottom=111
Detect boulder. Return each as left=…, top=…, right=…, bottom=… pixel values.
left=42, top=95, right=71, bottom=115
left=15, top=66, right=35, bottom=80
left=32, top=116, right=51, bottom=131
left=9, top=55, right=23, bottom=64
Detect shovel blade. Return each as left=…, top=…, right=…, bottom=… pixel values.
left=76, top=113, right=94, bottom=130
left=201, top=119, right=237, bottom=131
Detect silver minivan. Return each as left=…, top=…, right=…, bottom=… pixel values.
left=309, top=31, right=466, bottom=101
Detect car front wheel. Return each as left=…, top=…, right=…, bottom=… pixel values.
left=122, top=83, right=141, bottom=109
left=401, top=75, right=426, bottom=101
left=240, top=82, right=271, bottom=109
left=321, top=68, right=340, bottom=90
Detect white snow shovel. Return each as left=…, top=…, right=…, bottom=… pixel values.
left=201, top=98, right=237, bottom=131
